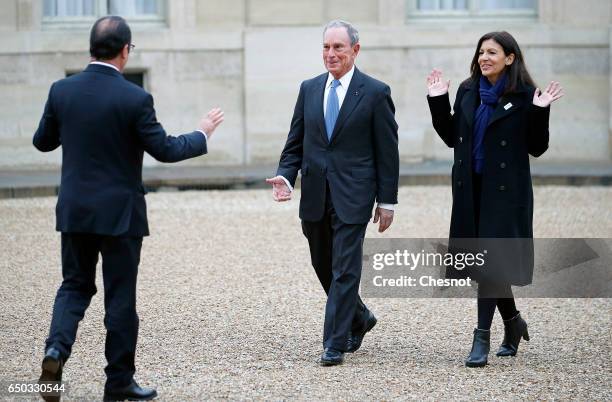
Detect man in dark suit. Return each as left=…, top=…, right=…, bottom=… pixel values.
left=266, top=20, right=399, bottom=366
left=34, top=16, right=223, bottom=401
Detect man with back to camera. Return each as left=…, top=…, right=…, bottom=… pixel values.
left=33, top=16, right=223, bottom=401
left=266, top=20, right=399, bottom=366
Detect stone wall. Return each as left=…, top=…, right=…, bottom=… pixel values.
left=0, top=0, right=609, bottom=169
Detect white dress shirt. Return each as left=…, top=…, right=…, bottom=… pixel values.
left=89, top=61, right=208, bottom=141
left=323, top=65, right=354, bottom=117
left=90, top=61, right=120, bottom=72
left=281, top=65, right=394, bottom=211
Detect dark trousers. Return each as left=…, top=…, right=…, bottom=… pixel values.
left=477, top=283, right=518, bottom=330
left=45, top=233, right=142, bottom=389
left=301, top=186, right=369, bottom=351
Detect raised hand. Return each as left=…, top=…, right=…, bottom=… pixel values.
left=426, top=68, right=450, bottom=97
left=199, top=107, right=224, bottom=138
left=265, top=175, right=292, bottom=202
left=532, top=81, right=564, bottom=107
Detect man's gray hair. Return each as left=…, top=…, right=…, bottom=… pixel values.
left=323, top=20, right=359, bottom=46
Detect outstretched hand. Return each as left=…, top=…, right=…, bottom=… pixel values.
left=532, top=81, right=564, bottom=107
left=426, top=69, right=450, bottom=97
left=265, top=176, right=292, bottom=202
left=199, top=107, right=224, bottom=138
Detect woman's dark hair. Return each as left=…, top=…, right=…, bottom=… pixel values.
left=469, top=31, right=536, bottom=94
left=89, top=16, right=131, bottom=60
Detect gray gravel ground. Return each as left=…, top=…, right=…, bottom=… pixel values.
left=0, top=186, right=611, bottom=401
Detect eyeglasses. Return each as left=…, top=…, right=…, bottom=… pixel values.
left=128, top=43, right=135, bottom=53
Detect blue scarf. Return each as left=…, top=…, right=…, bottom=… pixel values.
left=472, top=73, right=507, bottom=174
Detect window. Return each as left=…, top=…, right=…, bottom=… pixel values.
left=43, top=0, right=165, bottom=28
left=44, top=0, right=96, bottom=17
left=122, top=72, right=145, bottom=88
left=407, top=0, right=537, bottom=19
left=416, top=0, right=468, bottom=11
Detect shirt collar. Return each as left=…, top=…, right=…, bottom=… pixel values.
left=90, top=61, right=121, bottom=73
left=326, top=65, right=355, bottom=89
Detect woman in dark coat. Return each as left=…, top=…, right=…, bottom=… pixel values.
left=426, top=31, right=563, bottom=367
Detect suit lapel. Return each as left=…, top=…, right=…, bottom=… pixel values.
left=461, top=81, right=479, bottom=129
left=487, top=92, right=524, bottom=127
left=330, top=68, right=365, bottom=144
left=313, top=74, right=329, bottom=144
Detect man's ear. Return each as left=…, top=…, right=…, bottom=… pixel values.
left=353, top=43, right=360, bottom=56
left=122, top=44, right=129, bottom=59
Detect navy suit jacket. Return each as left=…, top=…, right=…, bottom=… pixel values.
left=33, top=64, right=207, bottom=237
left=277, top=67, right=399, bottom=224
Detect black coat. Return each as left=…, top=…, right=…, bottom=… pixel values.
left=277, top=67, right=399, bottom=224
left=427, top=79, right=550, bottom=285
left=33, top=64, right=207, bottom=237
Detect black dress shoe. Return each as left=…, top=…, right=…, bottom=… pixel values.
left=103, top=380, right=157, bottom=401
left=320, top=348, right=345, bottom=366
left=496, top=312, right=530, bottom=357
left=465, top=328, right=490, bottom=368
left=38, top=347, right=64, bottom=402
left=346, top=311, right=377, bottom=353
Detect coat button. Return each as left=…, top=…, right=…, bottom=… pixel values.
left=500, top=140, right=507, bottom=146
left=457, top=180, right=463, bottom=188
left=499, top=185, right=506, bottom=191
left=500, top=162, right=506, bottom=169
left=459, top=137, right=463, bottom=143
left=458, top=159, right=463, bottom=166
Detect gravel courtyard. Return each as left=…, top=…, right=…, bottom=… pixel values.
left=0, top=186, right=611, bottom=401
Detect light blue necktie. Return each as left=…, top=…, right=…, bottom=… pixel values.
left=325, top=79, right=341, bottom=140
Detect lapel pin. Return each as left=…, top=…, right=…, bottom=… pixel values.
left=504, top=102, right=513, bottom=110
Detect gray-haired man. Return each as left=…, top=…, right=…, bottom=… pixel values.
left=267, top=20, right=399, bottom=365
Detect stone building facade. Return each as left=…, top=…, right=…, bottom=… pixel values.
left=0, top=0, right=610, bottom=169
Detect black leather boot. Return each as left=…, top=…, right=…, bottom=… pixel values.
left=496, top=312, right=529, bottom=357
left=465, top=328, right=490, bottom=367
